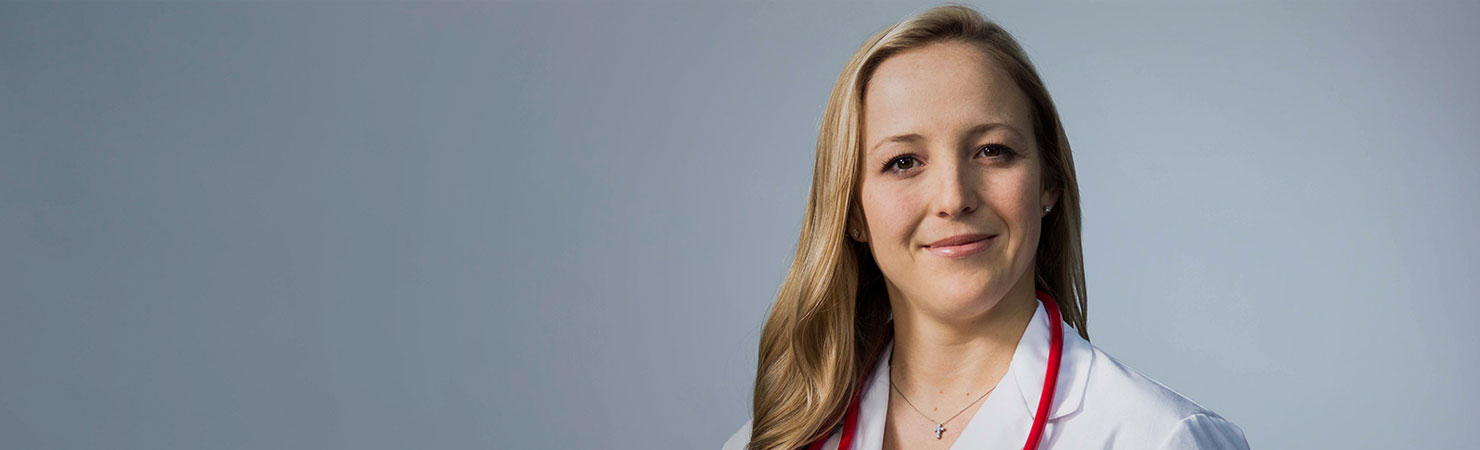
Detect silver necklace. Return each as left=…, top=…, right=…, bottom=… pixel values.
left=888, top=376, right=995, bottom=440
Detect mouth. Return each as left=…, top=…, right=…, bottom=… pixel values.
left=923, top=234, right=996, bottom=259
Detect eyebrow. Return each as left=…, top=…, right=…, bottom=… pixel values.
left=869, top=122, right=1022, bottom=155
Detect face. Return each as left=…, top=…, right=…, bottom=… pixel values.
left=854, top=41, right=1056, bottom=320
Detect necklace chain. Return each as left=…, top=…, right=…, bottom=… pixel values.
left=888, top=375, right=995, bottom=440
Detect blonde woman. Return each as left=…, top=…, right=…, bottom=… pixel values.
left=723, top=5, right=1249, bottom=450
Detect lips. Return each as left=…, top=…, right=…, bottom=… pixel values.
left=924, top=233, right=997, bottom=259
left=926, top=233, right=995, bottom=248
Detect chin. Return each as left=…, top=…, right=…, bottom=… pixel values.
left=920, top=293, right=998, bottom=320
left=931, top=280, right=1000, bottom=308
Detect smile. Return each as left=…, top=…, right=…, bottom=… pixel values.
left=923, top=234, right=996, bottom=259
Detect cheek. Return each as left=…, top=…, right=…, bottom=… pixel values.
left=860, top=188, right=914, bottom=240
left=990, top=172, right=1044, bottom=240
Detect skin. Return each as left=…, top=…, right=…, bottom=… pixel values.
left=851, top=40, right=1058, bottom=450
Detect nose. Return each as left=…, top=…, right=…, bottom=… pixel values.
left=931, top=158, right=979, bottom=218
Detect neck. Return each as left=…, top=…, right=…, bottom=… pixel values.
left=885, top=277, right=1038, bottom=396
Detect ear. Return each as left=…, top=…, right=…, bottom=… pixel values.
left=1040, top=186, right=1060, bottom=217
left=847, top=205, right=869, bottom=243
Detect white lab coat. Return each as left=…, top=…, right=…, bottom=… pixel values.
left=722, top=301, right=1250, bottom=449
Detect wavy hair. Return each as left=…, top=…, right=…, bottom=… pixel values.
left=745, top=4, right=1089, bottom=450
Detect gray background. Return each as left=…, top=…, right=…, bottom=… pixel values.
left=3, top=1, right=1477, bottom=449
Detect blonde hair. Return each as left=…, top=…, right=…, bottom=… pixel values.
left=745, top=4, right=1089, bottom=449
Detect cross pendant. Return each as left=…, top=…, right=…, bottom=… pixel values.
left=932, top=423, right=945, bottom=439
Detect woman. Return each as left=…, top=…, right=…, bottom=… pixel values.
left=723, top=5, right=1250, bottom=450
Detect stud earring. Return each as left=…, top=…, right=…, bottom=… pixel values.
left=1042, top=204, right=1053, bottom=213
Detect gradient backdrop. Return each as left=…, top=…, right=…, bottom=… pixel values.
left=3, top=1, right=1477, bottom=449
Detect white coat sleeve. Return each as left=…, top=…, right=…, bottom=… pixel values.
left=721, top=419, right=752, bottom=450
left=1154, top=413, right=1251, bottom=450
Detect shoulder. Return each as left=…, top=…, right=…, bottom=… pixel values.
left=720, top=419, right=751, bottom=450
left=1072, top=343, right=1250, bottom=449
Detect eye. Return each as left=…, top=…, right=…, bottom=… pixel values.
left=882, top=154, right=921, bottom=173
left=977, top=144, right=1017, bottom=160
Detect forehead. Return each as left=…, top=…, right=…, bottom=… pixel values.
left=861, top=41, right=1032, bottom=145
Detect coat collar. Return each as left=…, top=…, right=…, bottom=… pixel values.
left=1009, top=298, right=1093, bottom=421
left=847, top=299, right=1094, bottom=449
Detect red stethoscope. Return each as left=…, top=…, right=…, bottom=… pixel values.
left=807, top=290, right=1065, bottom=450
